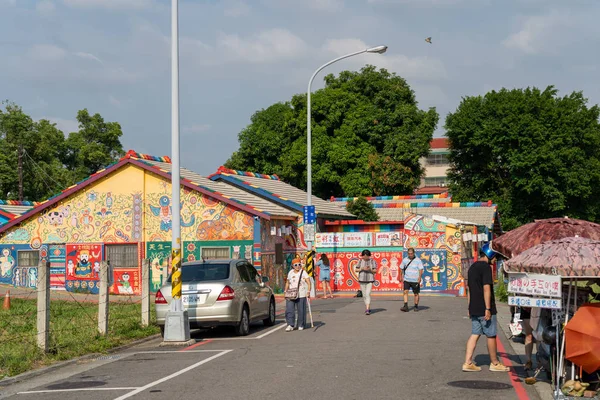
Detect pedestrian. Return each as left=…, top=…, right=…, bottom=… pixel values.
left=463, top=248, right=510, bottom=372
left=284, top=257, right=312, bottom=332
left=400, top=248, right=424, bottom=312
left=513, top=306, right=535, bottom=370
left=355, top=249, right=377, bottom=315
left=316, top=254, right=333, bottom=299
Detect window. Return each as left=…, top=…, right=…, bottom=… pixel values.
left=18, top=250, right=39, bottom=267
left=246, top=264, right=259, bottom=283
left=424, top=177, right=448, bottom=186
left=201, top=247, right=230, bottom=260
left=236, top=262, right=250, bottom=282
left=426, top=153, right=449, bottom=166
left=106, top=244, right=138, bottom=269
left=167, top=263, right=230, bottom=282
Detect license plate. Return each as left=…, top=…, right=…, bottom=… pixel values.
left=182, top=294, right=207, bottom=305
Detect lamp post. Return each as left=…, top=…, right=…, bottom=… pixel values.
left=305, top=45, right=387, bottom=249
left=163, top=0, right=190, bottom=343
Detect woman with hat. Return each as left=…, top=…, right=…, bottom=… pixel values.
left=284, top=257, right=312, bottom=332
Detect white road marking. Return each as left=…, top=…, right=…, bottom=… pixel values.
left=134, top=350, right=230, bottom=354
left=112, top=350, right=232, bottom=400
left=18, top=387, right=139, bottom=394
left=255, top=323, right=287, bottom=339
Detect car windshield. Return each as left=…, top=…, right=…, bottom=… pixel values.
left=166, top=263, right=230, bottom=283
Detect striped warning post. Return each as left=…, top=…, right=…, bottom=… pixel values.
left=171, top=247, right=182, bottom=299
left=305, top=250, right=315, bottom=278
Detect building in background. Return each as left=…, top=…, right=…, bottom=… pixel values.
left=417, top=137, right=450, bottom=195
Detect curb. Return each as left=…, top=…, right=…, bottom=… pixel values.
left=0, top=333, right=161, bottom=387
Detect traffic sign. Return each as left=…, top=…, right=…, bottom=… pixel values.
left=303, top=205, right=316, bottom=224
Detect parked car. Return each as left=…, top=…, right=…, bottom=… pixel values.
left=155, top=259, right=276, bottom=337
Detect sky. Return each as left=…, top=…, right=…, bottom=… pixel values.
left=1, top=0, right=599, bottom=175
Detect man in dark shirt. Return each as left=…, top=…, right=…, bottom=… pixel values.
left=462, top=250, right=510, bottom=372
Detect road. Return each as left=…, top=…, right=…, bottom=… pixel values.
left=0, top=296, right=545, bottom=400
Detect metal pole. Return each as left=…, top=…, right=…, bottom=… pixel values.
left=170, top=0, right=182, bottom=313
left=306, top=49, right=368, bottom=250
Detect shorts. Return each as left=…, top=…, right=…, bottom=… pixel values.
left=471, top=315, right=497, bottom=338
left=403, top=281, right=420, bottom=294
left=319, top=271, right=330, bottom=282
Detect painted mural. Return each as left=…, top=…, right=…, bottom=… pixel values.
left=65, top=243, right=103, bottom=294
left=113, top=269, right=139, bottom=295
left=49, top=244, right=66, bottom=290
left=0, top=246, right=16, bottom=284
left=147, top=241, right=171, bottom=293
left=411, top=249, right=448, bottom=290
left=13, top=267, right=37, bottom=288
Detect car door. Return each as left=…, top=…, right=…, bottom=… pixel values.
left=235, top=261, right=254, bottom=316
left=245, top=263, right=269, bottom=317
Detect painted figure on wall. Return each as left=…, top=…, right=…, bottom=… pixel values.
left=0, top=248, right=15, bottom=277
left=13, top=267, right=37, bottom=288
left=66, top=244, right=102, bottom=280
left=378, top=258, right=390, bottom=284
left=389, top=256, right=400, bottom=284
left=333, top=258, right=345, bottom=286
left=149, top=195, right=196, bottom=232
left=146, top=242, right=172, bottom=292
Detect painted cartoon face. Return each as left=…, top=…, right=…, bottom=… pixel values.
left=122, top=273, right=130, bottom=282
left=2, top=248, right=9, bottom=256
left=381, top=258, right=389, bottom=267
left=47, top=211, right=63, bottom=226
left=432, top=254, right=440, bottom=266
left=390, top=256, right=398, bottom=267
left=159, top=196, right=170, bottom=207
left=68, top=260, right=74, bottom=266
left=334, top=259, right=343, bottom=271
left=79, top=251, right=90, bottom=263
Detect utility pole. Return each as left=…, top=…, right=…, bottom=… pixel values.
left=18, top=144, right=23, bottom=201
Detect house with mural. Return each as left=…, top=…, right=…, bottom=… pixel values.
left=0, top=151, right=352, bottom=295
left=316, top=195, right=502, bottom=294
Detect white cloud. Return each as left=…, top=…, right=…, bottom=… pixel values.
left=75, top=51, right=103, bottom=64
left=183, top=124, right=211, bottom=134
left=224, top=1, right=250, bottom=17
left=307, top=0, right=344, bottom=11
left=503, top=11, right=568, bottom=54
left=28, top=44, right=67, bottom=61
left=42, top=117, right=79, bottom=134
left=216, top=29, right=308, bottom=63
left=36, top=0, right=56, bottom=15
left=323, top=39, right=446, bottom=81
left=63, top=0, right=155, bottom=10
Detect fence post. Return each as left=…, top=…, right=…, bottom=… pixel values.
left=98, top=261, right=109, bottom=335
left=141, top=258, right=150, bottom=327
left=37, top=261, right=50, bottom=352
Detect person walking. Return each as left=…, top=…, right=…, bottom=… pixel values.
left=355, top=249, right=377, bottom=315
left=463, top=249, right=510, bottom=372
left=284, top=257, right=312, bottom=332
left=316, top=254, right=333, bottom=299
left=400, top=248, right=424, bottom=312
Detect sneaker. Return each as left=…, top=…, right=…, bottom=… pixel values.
left=414, top=305, right=419, bottom=312
left=462, top=362, right=482, bottom=372
left=298, top=327, right=304, bottom=331
left=285, top=325, right=294, bottom=332
left=366, top=309, right=371, bottom=315
left=401, top=304, right=409, bottom=312
left=490, top=362, right=510, bottom=372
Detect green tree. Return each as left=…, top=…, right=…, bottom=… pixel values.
left=346, top=196, right=379, bottom=222
left=64, top=109, right=125, bottom=181
left=226, top=66, right=438, bottom=198
left=445, top=86, right=600, bottom=229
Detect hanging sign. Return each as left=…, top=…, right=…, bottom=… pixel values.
left=508, top=296, right=562, bottom=310
left=507, top=273, right=561, bottom=298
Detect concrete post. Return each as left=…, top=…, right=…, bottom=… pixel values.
left=98, top=261, right=109, bottom=336
left=141, top=258, right=150, bottom=327
left=37, top=261, right=50, bottom=352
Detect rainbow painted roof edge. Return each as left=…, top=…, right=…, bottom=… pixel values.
left=332, top=193, right=450, bottom=202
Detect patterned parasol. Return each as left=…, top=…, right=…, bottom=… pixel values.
left=491, top=217, right=600, bottom=258
left=565, top=303, right=600, bottom=374
left=504, top=237, right=600, bottom=278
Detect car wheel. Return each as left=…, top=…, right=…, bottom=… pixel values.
left=263, top=298, right=276, bottom=326
left=235, top=305, right=250, bottom=336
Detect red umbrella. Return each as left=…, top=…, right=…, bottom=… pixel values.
left=565, top=303, right=600, bottom=374
left=503, top=237, right=600, bottom=278
left=491, top=217, right=600, bottom=258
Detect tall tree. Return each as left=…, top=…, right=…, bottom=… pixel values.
left=226, top=66, right=438, bottom=198
left=64, top=109, right=125, bottom=181
left=445, top=86, right=600, bottom=230
left=346, top=196, right=379, bottom=222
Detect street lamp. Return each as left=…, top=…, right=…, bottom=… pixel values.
left=305, top=45, right=388, bottom=247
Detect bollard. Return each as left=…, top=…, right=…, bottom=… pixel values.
left=141, top=259, right=150, bottom=327
left=98, top=261, right=109, bottom=335
left=37, top=261, right=50, bottom=352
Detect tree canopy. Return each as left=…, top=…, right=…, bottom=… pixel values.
left=226, top=66, right=439, bottom=198
left=445, top=86, right=600, bottom=230
left=346, top=196, right=379, bottom=222
left=0, top=102, right=125, bottom=202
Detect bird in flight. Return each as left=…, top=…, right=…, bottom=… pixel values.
left=425, top=37, right=432, bottom=44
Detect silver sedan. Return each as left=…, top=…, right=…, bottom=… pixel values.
left=155, top=259, right=276, bottom=336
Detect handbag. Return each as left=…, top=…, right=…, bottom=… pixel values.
left=284, top=270, right=303, bottom=300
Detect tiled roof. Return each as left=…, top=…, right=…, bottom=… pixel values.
left=414, top=186, right=450, bottom=195
left=134, top=158, right=298, bottom=218
left=430, top=137, right=449, bottom=149
left=211, top=166, right=353, bottom=219
left=0, top=200, right=39, bottom=216
left=332, top=193, right=451, bottom=205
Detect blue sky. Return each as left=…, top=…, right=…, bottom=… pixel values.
left=1, top=0, right=599, bottom=175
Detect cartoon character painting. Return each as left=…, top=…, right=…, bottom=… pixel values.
left=378, top=258, right=390, bottom=284
left=117, top=272, right=134, bottom=295
left=389, top=256, right=400, bottom=284
left=67, top=259, right=75, bottom=277
left=333, top=258, right=345, bottom=287
left=149, top=195, right=196, bottom=232
left=151, top=257, right=165, bottom=289
left=66, top=244, right=102, bottom=280
left=0, top=248, right=15, bottom=278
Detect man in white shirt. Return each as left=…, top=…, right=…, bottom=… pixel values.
left=400, top=248, right=424, bottom=312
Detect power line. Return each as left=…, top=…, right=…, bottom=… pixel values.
left=22, top=149, right=64, bottom=193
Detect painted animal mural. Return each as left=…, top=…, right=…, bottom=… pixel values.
left=148, top=195, right=195, bottom=232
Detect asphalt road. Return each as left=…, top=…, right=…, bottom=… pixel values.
left=0, top=296, right=545, bottom=400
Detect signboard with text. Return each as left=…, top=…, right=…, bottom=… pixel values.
left=508, top=273, right=562, bottom=298
left=508, top=296, right=562, bottom=310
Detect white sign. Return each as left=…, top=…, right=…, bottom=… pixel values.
left=344, top=232, right=373, bottom=248
left=508, top=296, right=562, bottom=310
left=304, top=224, right=315, bottom=242
left=374, top=232, right=402, bottom=247
left=315, top=233, right=343, bottom=248
left=508, top=273, right=562, bottom=298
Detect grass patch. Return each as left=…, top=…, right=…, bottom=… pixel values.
left=0, top=298, right=159, bottom=379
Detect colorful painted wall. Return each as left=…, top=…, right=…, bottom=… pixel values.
left=259, top=219, right=304, bottom=292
